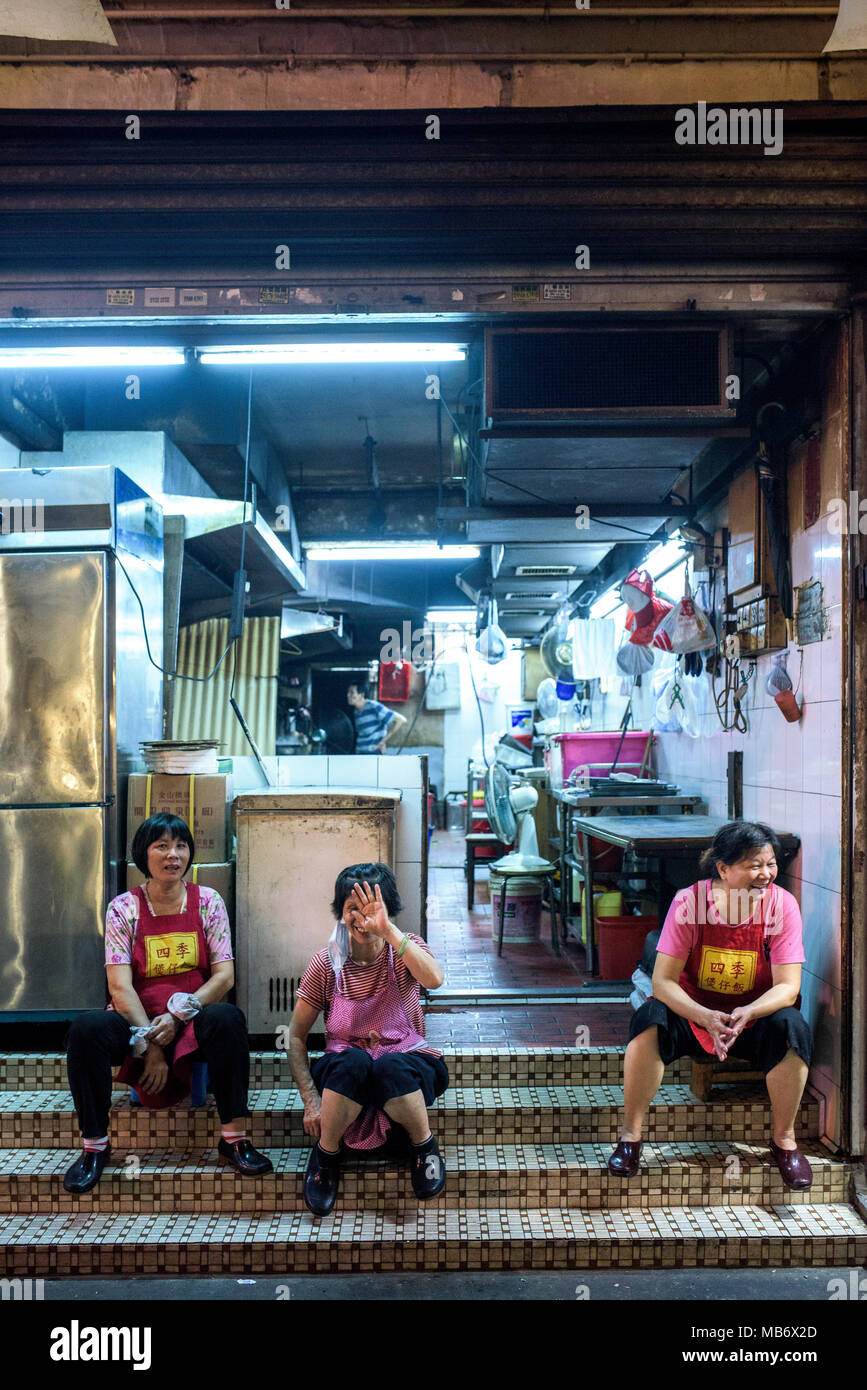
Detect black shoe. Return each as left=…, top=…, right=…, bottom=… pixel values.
left=63, top=1145, right=112, bottom=1194
left=217, top=1138, right=274, bottom=1177
left=410, top=1135, right=446, bottom=1200
left=607, top=1140, right=643, bottom=1178
left=304, top=1143, right=341, bottom=1216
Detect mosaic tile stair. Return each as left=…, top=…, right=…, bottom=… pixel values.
left=0, top=1085, right=820, bottom=1149
left=2, top=1203, right=865, bottom=1275
left=0, top=1049, right=693, bottom=1091
left=0, top=1140, right=847, bottom=1215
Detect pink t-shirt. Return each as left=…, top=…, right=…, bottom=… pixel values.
left=657, top=880, right=805, bottom=965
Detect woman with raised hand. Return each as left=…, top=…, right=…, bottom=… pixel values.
left=288, top=862, right=448, bottom=1216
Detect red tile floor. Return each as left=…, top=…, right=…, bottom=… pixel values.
left=423, top=830, right=633, bottom=1049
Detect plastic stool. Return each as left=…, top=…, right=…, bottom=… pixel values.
left=130, top=1059, right=209, bottom=1107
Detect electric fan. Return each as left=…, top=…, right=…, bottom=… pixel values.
left=483, top=762, right=554, bottom=873
left=540, top=620, right=575, bottom=688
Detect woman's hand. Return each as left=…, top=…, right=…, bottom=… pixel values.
left=703, top=1010, right=738, bottom=1061
left=148, top=1012, right=179, bottom=1047
left=139, top=1041, right=169, bottom=1094
left=725, top=1004, right=755, bottom=1040
left=303, top=1095, right=322, bottom=1140
left=350, top=880, right=391, bottom=939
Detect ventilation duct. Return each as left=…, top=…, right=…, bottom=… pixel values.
left=486, top=326, right=731, bottom=420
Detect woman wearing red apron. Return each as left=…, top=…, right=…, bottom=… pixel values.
left=608, top=820, right=813, bottom=1189
left=63, top=813, right=272, bottom=1193
left=288, top=862, right=449, bottom=1216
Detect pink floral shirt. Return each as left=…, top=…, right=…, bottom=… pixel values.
left=105, top=885, right=233, bottom=967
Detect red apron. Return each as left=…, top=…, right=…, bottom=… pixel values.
left=325, top=944, right=430, bottom=1150
left=114, top=883, right=210, bottom=1108
left=676, top=880, right=776, bottom=1055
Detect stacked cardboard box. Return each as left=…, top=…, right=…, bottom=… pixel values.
left=125, top=772, right=235, bottom=936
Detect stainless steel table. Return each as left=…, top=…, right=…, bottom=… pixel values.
left=568, top=814, right=800, bottom=974
left=551, top=791, right=702, bottom=972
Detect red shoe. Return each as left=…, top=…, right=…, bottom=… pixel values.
left=769, top=1140, right=813, bottom=1190
left=607, top=1140, right=642, bottom=1178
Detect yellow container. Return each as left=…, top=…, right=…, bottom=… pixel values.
left=593, top=889, right=624, bottom=918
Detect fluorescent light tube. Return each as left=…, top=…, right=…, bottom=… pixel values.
left=307, top=543, right=479, bottom=561
left=198, top=342, right=467, bottom=365
left=0, top=347, right=186, bottom=368
left=425, top=609, right=477, bottom=625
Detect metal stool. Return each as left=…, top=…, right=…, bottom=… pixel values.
left=493, top=861, right=559, bottom=957
left=465, top=832, right=508, bottom=909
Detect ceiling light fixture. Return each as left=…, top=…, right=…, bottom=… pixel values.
left=306, top=543, right=479, bottom=561
left=425, top=608, right=477, bottom=625
left=197, top=342, right=467, bottom=366
left=0, top=347, right=186, bottom=368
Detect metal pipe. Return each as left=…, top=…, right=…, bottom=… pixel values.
left=0, top=50, right=831, bottom=62
left=102, top=7, right=837, bottom=18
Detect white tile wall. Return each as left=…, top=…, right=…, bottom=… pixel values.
left=797, top=879, right=842, bottom=992
left=645, top=371, right=847, bottom=1145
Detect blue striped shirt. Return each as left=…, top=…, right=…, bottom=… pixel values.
left=353, top=698, right=396, bottom=753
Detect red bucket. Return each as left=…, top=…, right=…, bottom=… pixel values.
left=595, top=914, right=657, bottom=981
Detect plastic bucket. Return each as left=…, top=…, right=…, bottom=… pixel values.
left=593, top=889, right=623, bottom=918
left=445, top=793, right=466, bottom=831
left=596, top=914, right=657, bottom=980
left=490, top=872, right=543, bottom=942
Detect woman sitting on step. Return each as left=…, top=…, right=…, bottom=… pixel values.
left=608, top=819, right=814, bottom=1191
left=289, top=863, right=449, bottom=1217
left=63, top=812, right=272, bottom=1194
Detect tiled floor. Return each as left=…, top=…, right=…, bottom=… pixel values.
left=424, top=832, right=633, bottom=1048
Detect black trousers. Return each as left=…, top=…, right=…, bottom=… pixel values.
left=629, top=998, right=813, bottom=1073
left=65, top=1002, right=252, bottom=1138
left=311, top=1047, right=450, bottom=1110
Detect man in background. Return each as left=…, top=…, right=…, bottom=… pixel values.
left=347, top=681, right=408, bottom=754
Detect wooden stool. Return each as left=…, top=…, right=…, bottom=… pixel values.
left=465, top=833, right=508, bottom=909
left=689, top=1056, right=765, bottom=1102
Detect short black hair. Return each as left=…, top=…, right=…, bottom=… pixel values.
left=331, top=862, right=402, bottom=919
left=698, top=820, right=782, bottom=878
left=348, top=678, right=370, bottom=697
left=131, top=813, right=195, bottom=878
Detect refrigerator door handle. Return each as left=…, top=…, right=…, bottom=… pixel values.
left=0, top=796, right=116, bottom=810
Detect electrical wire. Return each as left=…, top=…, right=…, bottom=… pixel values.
left=392, top=633, right=492, bottom=768
left=113, top=550, right=235, bottom=683
left=113, top=363, right=258, bottom=706
left=231, top=366, right=255, bottom=705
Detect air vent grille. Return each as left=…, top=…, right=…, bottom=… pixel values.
left=487, top=327, right=728, bottom=417
left=504, top=591, right=560, bottom=601
left=515, top=565, right=576, bottom=577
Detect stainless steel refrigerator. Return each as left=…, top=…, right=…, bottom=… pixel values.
left=0, top=465, right=163, bottom=1017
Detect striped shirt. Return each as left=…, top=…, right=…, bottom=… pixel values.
left=352, top=697, right=395, bottom=753
left=296, top=934, right=440, bottom=1057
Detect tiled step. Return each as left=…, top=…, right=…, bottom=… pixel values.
left=0, top=1140, right=847, bottom=1215
left=0, top=1049, right=693, bottom=1091
left=2, top=1203, right=865, bottom=1276
left=0, top=1085, right=820, bottom=1149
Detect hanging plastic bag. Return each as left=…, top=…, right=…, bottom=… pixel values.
left=616, top=641, right=654, bottom=676
left=655, top=577, right=716, bottom=653
left=621, top=569, right=674, bottom=651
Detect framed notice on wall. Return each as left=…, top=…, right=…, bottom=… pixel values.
left=794, top=580, right=827, bottom=646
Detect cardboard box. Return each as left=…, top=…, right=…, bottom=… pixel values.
left=126, top=773, right=231, bottom=863
left=125, top=861, right=235, bottom=935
